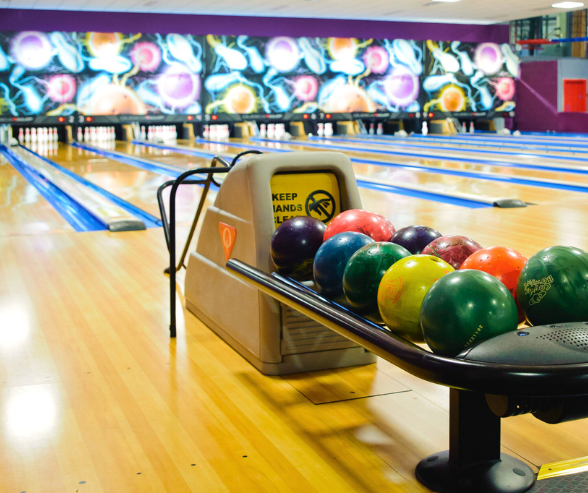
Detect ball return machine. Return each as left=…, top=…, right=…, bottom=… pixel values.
left=160, top=151, right=588, bottom=493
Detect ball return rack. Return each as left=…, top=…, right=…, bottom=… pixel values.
left=227, top=259, right=588, bottom=493
left=158, top=151, right=588, bottom=492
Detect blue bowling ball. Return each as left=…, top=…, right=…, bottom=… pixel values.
left=313, top=232, right=375, bottom=297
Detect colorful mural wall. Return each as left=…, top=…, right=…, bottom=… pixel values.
left=0, top=30, right=519, bottom=118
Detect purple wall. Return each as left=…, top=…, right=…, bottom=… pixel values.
left=515, top=61, right=559, bottom=132
left=516, top=61, right=588, bottom=134
left=0, top=8, right=509, bottom=43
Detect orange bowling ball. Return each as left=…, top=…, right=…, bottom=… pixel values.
left=460, top=246, right=528, bottom=323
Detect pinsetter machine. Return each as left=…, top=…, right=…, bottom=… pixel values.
left=160, top=151, right=588, bottom=493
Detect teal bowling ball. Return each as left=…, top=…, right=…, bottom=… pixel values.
left=313, top=232, right=375, bottom=298
left=343, top=242, right=411, bottom=319
left=517, top=246, right=588, bottom=326
left=421, top=270, right=519, bottom=357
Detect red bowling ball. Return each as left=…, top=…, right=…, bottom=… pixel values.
left=323, top=209, right=395, bottom=242
left=422, top=235, right=482, bottom=270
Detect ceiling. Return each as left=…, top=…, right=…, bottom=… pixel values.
left=2, top=0, right=585, bottom=25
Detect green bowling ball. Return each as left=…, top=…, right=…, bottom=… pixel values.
left=517, top=246, right=588, bottom=326
left=421, top=270, right=519, bottom=357
left=343, top=242, right=411, bottom=320
left=377, top=255, right=454, bottom=342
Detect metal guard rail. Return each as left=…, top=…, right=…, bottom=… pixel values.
left=227, top=258, right=588, bottom=397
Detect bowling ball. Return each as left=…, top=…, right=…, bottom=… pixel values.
left=270, top=216, right=326, bottom=280
left=422, top=235, right=482, bottom=270
left=461, top=246, right=528, bottom=323
left=343, top=242, right=411, bottom=319
left=421, top=270, right=519, bottom=357
left=377, top=255, right=454, bottom=342
left=517, top=246, right=588, bottom=326
left=391, top=225, right=442, bottom=254
left=313, top=232, right=375, bottom=298
left=324, top=209, right=395, bottom=242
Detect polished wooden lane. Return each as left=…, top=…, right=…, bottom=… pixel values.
left=240, top=138, right=588, bottom=178
left=360, top=135, right=588, bottom=157
left=46, top=143, right=214, bottom=224
left=2, top=180, right=588, bottom=492
left=181, top=140, right=588, bottom=205
left=0, top=151, right=74, bottom=237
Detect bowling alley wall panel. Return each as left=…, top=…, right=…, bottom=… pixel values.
left=0, top=30, right=519, bottom=118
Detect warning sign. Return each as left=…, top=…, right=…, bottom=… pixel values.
left=270, top=172, right=341, bottom=227
left=218, top=222, right=237, bottom=262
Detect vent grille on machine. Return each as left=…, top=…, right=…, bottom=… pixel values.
left=280, top=305, right=359, bottom=355
left=537, top=327, right=588, bottom=351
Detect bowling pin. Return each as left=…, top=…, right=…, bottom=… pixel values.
left=31, top=128, right=37, bottom=143
left=376, top=123, right=383, bottom=136
left=462, top=122, right=466, bottom=133
left=369, top=123, right=375, bottom=135
left=267, top=123, right=275, bottom=139
left=317, top=122, right=324, bottom=137
left=209, top=124, right=218, bottom=140
left=18, top=128, right=24, bottom=144
left=324, top=122, right=333, bottom=137
left=469, top=121, right=474, bottom=134
left=259, top=123, right=267, bottom=138
left=203, top=125, right=210, bottom=139
left=422, top=121, right=428, bottom=136
left=25, top=128, right=30, bottom=144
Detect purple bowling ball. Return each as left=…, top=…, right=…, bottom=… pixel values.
left=270, top=216, right=326, bottom=280
left=391, top=225, right=442, bottom=254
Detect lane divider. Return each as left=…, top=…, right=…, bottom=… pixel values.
left=307, top=135, right=588, bottom=163
left=197, top=138, right=588, bottom=195
left=14, top=146, right=147, bottom=232
left=26, top=145, right=161, bottom=228
left=252, top=136, right=588, bottom=174
left=133, top=140, right=504, bottom=208
left=1, top=145, right=108, bottom=232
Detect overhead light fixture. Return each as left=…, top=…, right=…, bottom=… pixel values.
left=552, top=1, right=584, bottom=8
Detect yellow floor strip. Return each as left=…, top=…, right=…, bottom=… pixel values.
left=538, top=456, right=588, bottom=480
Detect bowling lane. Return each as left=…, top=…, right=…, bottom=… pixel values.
left=0, top=151, right=74, bottom=237
left=328, top=135, right=588, bottom=160
left=111, top=141, right=220, bottom=170
left=245, top=138, right=588, bottom=180
left=49, top=144, right=212, bottom=223
left=178, top=140, right=588, bottom=205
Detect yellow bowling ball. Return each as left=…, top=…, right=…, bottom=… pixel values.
left=377, top=255, right=454, bottom=342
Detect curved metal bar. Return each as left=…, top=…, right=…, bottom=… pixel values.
left=228, top=259, right=588, bottom=396
left=168, top=158, right=231, bottom=337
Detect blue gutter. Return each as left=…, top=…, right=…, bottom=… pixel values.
left=254, top=136, right=588, bottom=174
left=73, top=142, right=185, bottom=178
left=76, top=142, right=219, bottom=189
left=135, top=141, right=492, bottom=208
left=25, top=146, right=162, bottom=228
left=330, top=135, right=588, bottom=158
left=196, top=138, right=588, bottom=195
left=128, top=140, right=219, bottom=161
left=356, top=180, right=489, bottom=209
left=401, top=134, right=588, bottom=149
left=0, top=145, right=107, bottom=232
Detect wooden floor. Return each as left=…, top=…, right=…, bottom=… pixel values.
left=2, top=135, right=588, bottom=492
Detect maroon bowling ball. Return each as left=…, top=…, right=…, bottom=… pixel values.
left=422, top=235, right=483, bottom=270
left=270, top=216, right=326, bottom=280
left=391, top=225, right=442, bottom=254
left=323, top=209, right=395, bottom=242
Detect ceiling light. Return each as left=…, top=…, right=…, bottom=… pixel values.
left=552, top=1, right=584, bottom=8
